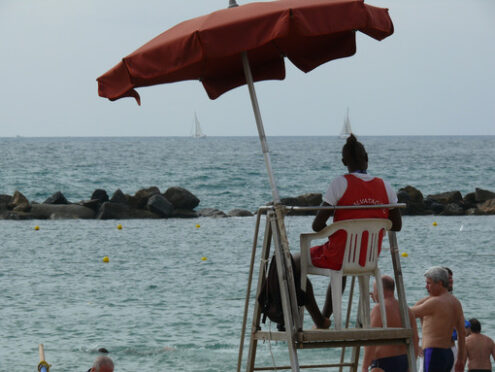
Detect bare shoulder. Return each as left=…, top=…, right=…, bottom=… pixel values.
left=484, top=334, right=495, bottom=345
left=450, top=293, right=462, bottom=305
left=414, top=296, right=429, bottom=306
left=449, top=294, right=464, bottom=312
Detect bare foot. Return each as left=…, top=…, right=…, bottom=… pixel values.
left=313, top=317, right=331, bottom=329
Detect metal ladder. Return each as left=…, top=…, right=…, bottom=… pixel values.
left=237, top=204, right=417, bottom=372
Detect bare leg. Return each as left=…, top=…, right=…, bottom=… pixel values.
left=293, top=254, right=330, bottom=329
left=322, top=275, right=347, bottom=318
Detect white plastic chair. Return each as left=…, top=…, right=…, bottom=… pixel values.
left=300, top=218, right=392, bottom=330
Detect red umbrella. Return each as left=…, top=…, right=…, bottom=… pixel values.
left=98, top=3, right=394, bottom=370
left=97, top=0, right=393, bottom=203
left=98, top=0, right=392, bottom=103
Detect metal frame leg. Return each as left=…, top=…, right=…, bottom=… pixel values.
left=271, top=212, right=300, bottom=371
left=388, top=231, right=417, bottom=372
left=244, top=216, right=273, bottom=372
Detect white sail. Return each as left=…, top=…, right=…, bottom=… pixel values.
left=340, top=108, right=352, bottom=138
left=192, top=112, right=206, bottom=138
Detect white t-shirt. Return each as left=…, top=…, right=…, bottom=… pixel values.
left=323, top=172, right=398, bottom=206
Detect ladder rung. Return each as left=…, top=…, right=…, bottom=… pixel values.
left=254, top=362, right=354, bottom=370
left=254, top=328, right=413, bottom=346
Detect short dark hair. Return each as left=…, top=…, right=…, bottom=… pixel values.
left=469, top=318, right=481, bottom=333
left=382, top=276, right=395, bottom=292
left=442, top=267, right=453, bottom=276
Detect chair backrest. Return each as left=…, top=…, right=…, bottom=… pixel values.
left=337, top=218, right=391, bottom=274
left=301, top=218, right=392, bottom=275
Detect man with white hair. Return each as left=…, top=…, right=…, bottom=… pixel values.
left=412, top=266, right=466, bottom=372
left=87, top=355, right=114, bottom=372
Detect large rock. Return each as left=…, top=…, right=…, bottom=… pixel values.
left=91, top=189, right=109, bottom=203
left=424, top=199, right=445, bottom=214
left=398, top=186, right=427, bottom=215
left=463, top=192, right=477, bottom=210
left=30, top=204, right=95, bottom=219
left=163, top=187, right=200, bottom=210
left=397, top=185, right=424, bottom=203
left=79, top=199, right=101, bottom=212
left=228, top=209, right=254, bottom=217
left=43, top=191, right=69, bottom=205
left=295, top=193, right=322, bottom=206
left=132, top=186, right=160, bottom=208
left=0, top=194, right=12, bottom=210
left=478, top=199, right=495, bottom=215
left=110, top=189, right=128, bottom=205
left=146, top=194, right=174, bottom=217
left=198, top=208, right=227, bottom=218
left=475, top=188, right=495, bottom=203
left=280, top=193, right=322, bottom=206
left=279, top=193, right=322, bottom=216
left=440, top=203, right=465, bottom=216
left=8, top=191, right=30, bottom=212
left=96, top=202, right=160, bottom=219
left=427, top=191, right=462, bottom=205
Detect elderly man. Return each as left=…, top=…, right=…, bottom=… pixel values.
left=362, top=275, right=419, bottom=372
left=465, top=318, right=495, bottom=372
left=87, top=355, right=114, bottom=372
left=412, top=266, right=466, bottom=372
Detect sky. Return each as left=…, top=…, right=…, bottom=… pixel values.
left=1, top=0, right=494, bottom=137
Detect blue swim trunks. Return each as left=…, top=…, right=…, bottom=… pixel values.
left=370, top=354, right=408, bottom=372
left=423, top=347, right=454, bottom=372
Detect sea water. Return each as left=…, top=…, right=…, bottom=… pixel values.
left=0, top=136, right=494, bottom=371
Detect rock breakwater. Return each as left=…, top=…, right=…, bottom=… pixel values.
left=1, top=186, right=494, bottom=220
left=0, top=186, right=253, bottom=220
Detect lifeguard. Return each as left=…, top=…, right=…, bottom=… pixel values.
left=310, top=134, right=402, bottom=323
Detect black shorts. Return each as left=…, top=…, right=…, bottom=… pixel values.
left=370, top=354, right=408, bottom=372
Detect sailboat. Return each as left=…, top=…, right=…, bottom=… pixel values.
left=191, top=111, right=206, bottom=138
left=339, top=107, right=352, bottom=138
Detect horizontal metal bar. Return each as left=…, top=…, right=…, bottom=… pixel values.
left=296, top=338, right=410, bottom=349
left=257, top=203, right=406, bottom=212
left=254, top=328, right=413, bottom=342
left=254, top=362, right=354, bottom=371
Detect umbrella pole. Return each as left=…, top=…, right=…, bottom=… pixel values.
left=241, top=52, right=280, bottom=204
left=241, top=52, right=303, bottom=372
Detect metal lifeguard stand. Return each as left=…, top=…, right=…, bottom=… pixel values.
left=237, top=203, right=417, bottom=372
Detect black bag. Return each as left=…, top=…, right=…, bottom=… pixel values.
left=257, top=254, right=306, bottom=327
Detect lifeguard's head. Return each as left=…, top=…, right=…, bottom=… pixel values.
left=342, top=134, right=368, bottom=172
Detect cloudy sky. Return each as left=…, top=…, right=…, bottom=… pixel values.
left=1, top=0, right=494, bottom=137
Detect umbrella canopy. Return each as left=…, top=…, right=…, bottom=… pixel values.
left=97, top=0, right=393, bottom=104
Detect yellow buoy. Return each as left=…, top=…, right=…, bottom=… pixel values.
left=401, top=252, right=408, bottom=257
left=196, top=224, right=201, bottom=228
left=432, top=221, right=438, bottom=226
left=201, top=256, right=207, bottom=261
left=103, top=256, right=110, bottom=263
left=34, top=225, right=40, bottom=231
left=117, top=224, right=122, bottom=230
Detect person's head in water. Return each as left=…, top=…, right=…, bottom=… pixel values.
left=342, top=134, right=368, bottom=173
left=90, top=356, right=114, bottom=372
